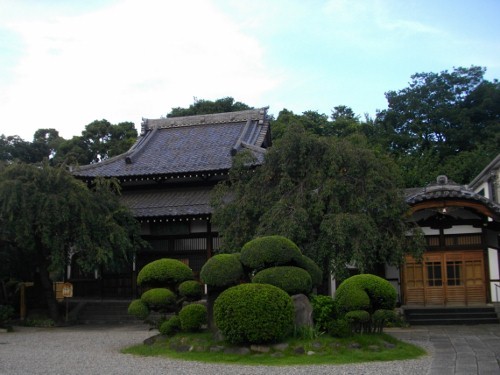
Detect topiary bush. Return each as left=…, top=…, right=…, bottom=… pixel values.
left=214, top=283, right=294, bottom=345
left=200, top=253, right=245, bottom=287
left=310, top=294, right=337, bottom=332
left=334, top=274, right=397, bottom=316
left=252, top=266, right=312, bottom=295
left=178, top=280, right=203, bottom=301
left=137, top=258, right=194, bottom=287
left=159, top=315, right=181, bottom=336
left=179, top=303, right=207, bottom=332
left=240, top=235, right=302, bottom=271
left=127, top=299, right=150, bottom=320
left=372, top=309, right=397, bottom=333
left=294, top=255, right=323, bottom=287
left=140, top=288, right=177, bottom=312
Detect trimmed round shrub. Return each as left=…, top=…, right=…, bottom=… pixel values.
left=137, top=258, right=193, bottom=287
left=310, top=294, right=337, bottom=331
left=252, top=266, right=312, bottom=295
left=178, top=280, right=203, bottom=301
left=159, top=315, right=181, bottom=336
left=334, top=274, right=397, bottom=316
left=200, top=253, right=245, bottom=287
left=179, top=303, right=207, bottom=332
left=140, top=288, right=177, bottom=312
left=127, top=299, right=150, bottom=320
left=294, top=255, right=323, bottom=287
left=214, top=283, right=294, bottom=345
left=240, top=235, right=302, bottom=271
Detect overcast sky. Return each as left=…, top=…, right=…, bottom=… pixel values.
left=1, top=0, right=499, bottom=140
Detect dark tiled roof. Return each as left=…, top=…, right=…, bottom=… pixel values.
left=120, top=187, right=212, bottom=218
left=73, top=108, right=270, bottom=178
left=405, top=176, right=500, bottom=216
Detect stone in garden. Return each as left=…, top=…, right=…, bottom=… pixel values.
left=292, top=294, right=313, bottom=327
left=250, top=344, right=270, bottom=353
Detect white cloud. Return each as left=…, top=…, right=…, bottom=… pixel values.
left=1, top=0, right=279, bottom=139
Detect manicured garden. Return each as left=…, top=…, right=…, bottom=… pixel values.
left=125, top=235, right=426, bottom=365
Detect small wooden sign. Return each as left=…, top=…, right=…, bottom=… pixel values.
left=62, top=282, right=73, bottom=298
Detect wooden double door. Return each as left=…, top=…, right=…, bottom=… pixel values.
left=403, top=251, right=486, bottom=306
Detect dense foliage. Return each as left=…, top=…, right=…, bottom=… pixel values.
left=214, top=283, right=294, bottom=344
left=136, top=258, right=193, bottom=287
left=167, top=97, right=251, bottom=118
left=127, top=299, right=149, bottom=320
left=334, top=274, right=397, bottom=316
left=178, top=280, right=203, bottom=301
left=199, top=253, right=245, bottom=287
left=178, top=303, right=207, bottom=332
left=239, top=235, right=303, bottom=271
left=159, top=315, right=181, bottom=336
left=0, top=162, right=145, bottom=321
left=252, top=266, right=312, bottom=295
left=212, top=125, right=424, bottom=278
left=140, top=288, right=177, bottom=312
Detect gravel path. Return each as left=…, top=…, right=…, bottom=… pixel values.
left=0, top=324, right=431, bottom=375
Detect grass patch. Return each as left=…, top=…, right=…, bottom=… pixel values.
left=122, top=331, right=426, bottom=366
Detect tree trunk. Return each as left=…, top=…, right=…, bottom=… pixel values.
left=35, top=241, right=60, bottom=322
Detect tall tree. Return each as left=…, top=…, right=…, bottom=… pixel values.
left=211, top=124, right=424, bottom=280
left=167, top=97, right=251, bottom=117
left=0, top=162, right=146, bottom=321
left=374, top=66, right=499, bottom=186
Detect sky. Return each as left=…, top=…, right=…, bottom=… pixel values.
left=1, top=0, right=499, bottom=141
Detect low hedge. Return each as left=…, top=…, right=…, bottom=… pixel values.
left=137, top=258, right=193, bottom=287
left=252, top=266, right=312, bottom=295
left=240, top=236, right=303, bottom=271
left=214, top=283, right=294, bottom=345
left=200, top=253, right=245, bottom=287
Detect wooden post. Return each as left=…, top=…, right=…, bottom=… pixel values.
left=19, top=283, right=26, bottom=321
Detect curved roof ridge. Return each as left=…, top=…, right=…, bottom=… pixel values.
left=144, top=107, right=267, bottom=132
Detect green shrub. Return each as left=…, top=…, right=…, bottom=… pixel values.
left=159, top=315, right=181, bottom=336
left=252, top=266, right=312, bottom=295
left=240, top=236, right=302, bottom=271
left=327, top=318, right=351, bottom=338
left=140, top=288, right=177, bottom=312
left=200, top=253, right=245, bottom=287
left=214, top=283, right=294, bottom=345
left=137, top=258, right=193, bottom=287
left=0, top=305, right=14, bottom=327
left=178, top=280, right=203, bottom=301
left=127, top=299, right=150, bottom=320
left=179, top=304, right=207, bottom=332
left=345, top=310, right=371, bottom=334
left=372, top=309, right=397, bottom=333
left=334, top=274, right=397, bottom=316
left=295, top=255, right=323, bottom=287
left=310, top=294, right=337, bottom=331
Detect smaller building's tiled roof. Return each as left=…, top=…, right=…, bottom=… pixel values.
left=120, top=187, right=212, bottom=218
left=405, top=175, right=500, bottom=216
left=73, top=108, right=270, bottom=178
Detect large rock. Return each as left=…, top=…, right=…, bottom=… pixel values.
left=292, top=294, right=313, bottom=327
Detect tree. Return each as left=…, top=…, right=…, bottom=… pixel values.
left=167, top=97, right=251, bottom=117
left=0, top=162, right=146, bottom=321
left=211, top=124, right=424, bottom=281
left=374, top=66, right=499, bottom=186
left=54, top=120, right=138, bottom=165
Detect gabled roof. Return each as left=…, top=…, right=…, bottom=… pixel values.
left=73, top=108, right=270, bottom=178
left=468, top=154, right=500, bottom=190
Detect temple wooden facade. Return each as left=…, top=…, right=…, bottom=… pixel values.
left=386, top=173, right=500, bottom=307
left=72, top=108, right=271, bottom=298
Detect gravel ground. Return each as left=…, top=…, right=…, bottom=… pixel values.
left=0, top=325, right=432, bottom=375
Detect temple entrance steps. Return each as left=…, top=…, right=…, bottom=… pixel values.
left=402, top=305, right=500, bottom=325
left=69, top=299, right=143, bottom=325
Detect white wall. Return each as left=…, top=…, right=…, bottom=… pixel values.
left=443, top=225, right=482, bottom=235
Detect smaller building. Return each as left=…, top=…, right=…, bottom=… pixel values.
left=393, top=175, right=500, bottom=306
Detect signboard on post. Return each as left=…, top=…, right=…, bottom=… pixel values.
left=54, top=282, right=73, bottom=301
left=62, top=282, right=73, bottom=298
